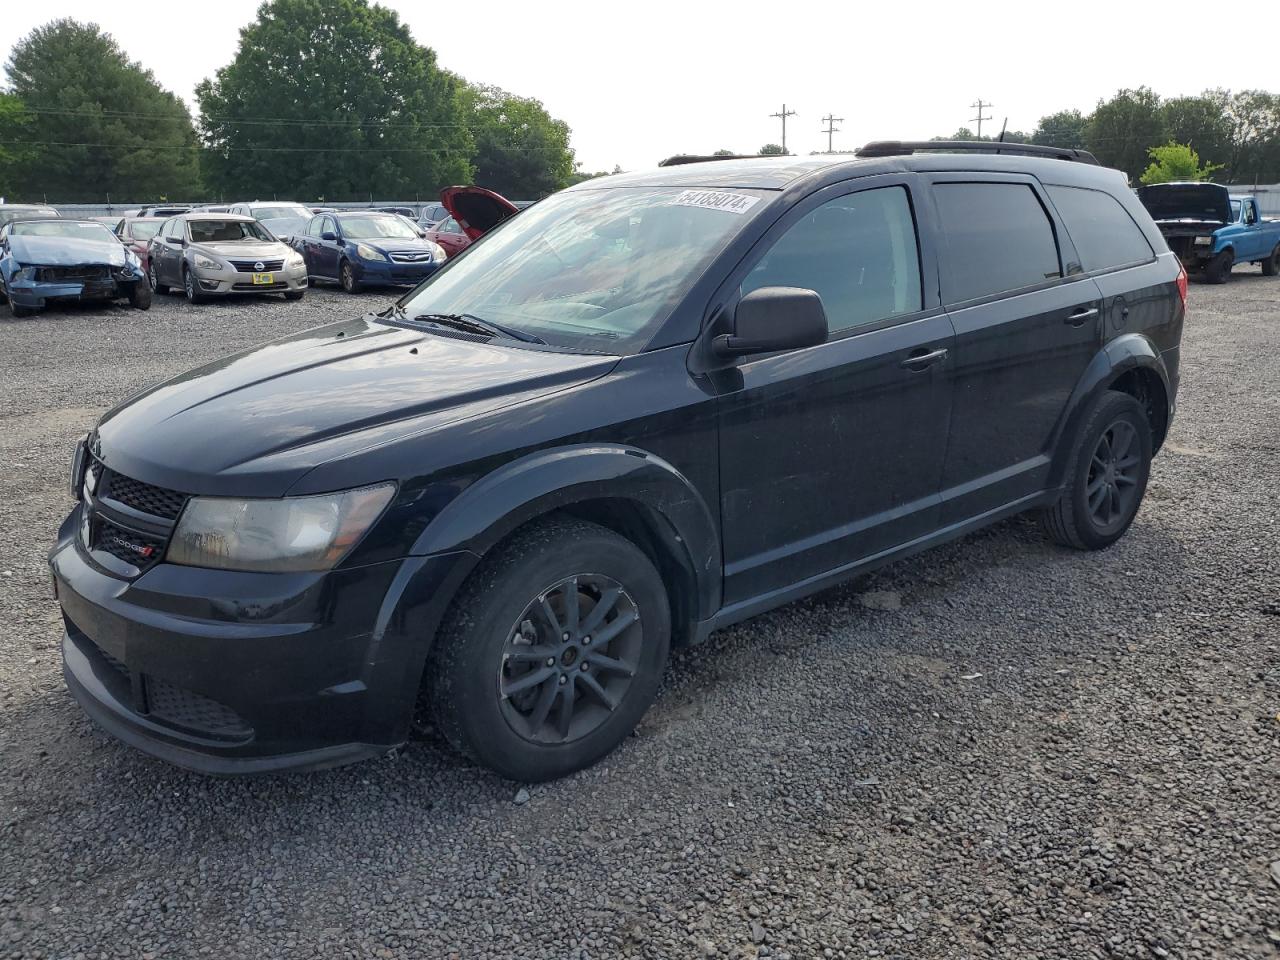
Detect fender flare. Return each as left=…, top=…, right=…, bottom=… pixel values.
left=411, top=443, right=722, bottom=622
left=1048, top=334, right=1172, bottom=489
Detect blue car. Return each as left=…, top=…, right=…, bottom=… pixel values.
left=290, top=211, right=447, bottom=293
left=1, top=218, right=150, bottom=318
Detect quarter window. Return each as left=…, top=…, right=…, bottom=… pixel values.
left=933, top=182, right=1062, bottom=303
left=1047, top=185, right=1154, bottom=272
left=741, top=186, right=922, bottom=334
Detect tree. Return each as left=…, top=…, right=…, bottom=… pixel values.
left=1139, top=143, right=1223, bottom=185
left=1086, top=87, right=1166, bottom=182
left=461, top=84, right=574, bottom=199
left=1205, top=89, right=1280, bottom=182
left=1032, top=110, right=1088, bottom=149
left=759, top=143, right=787, bottom=156
left=712, top=149, right=737, bottom=157
left=0, top=94, right=34, bottom=197
left=1159, top=96, right=1231, bottom=169
left=4, top=20, right=201, bottom=201
left=196, top=0, right=472, bottom=200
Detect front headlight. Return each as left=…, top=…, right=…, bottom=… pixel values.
left=167, top=483, right=395, bottom=572
left=355, top=243, right=388, bottom=262
left=287, top=250, right=305, bottom=267
left=193, top=253, right=222, bottom=271
left=425, top=241, right=446, bottom=261
left=13, top=266, right=36, bottom=281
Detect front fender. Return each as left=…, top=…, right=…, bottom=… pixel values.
left=411, top=443, right=722, bottom=621
left=1047, top=334, right=1172, bottom=489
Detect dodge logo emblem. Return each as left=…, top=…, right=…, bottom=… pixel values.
left=254, top=261, right=265, bottom=271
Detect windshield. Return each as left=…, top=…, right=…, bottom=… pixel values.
left=0, top=207, right=58, bottom=224
left=11, top=220, right=115, bottom=241
left=399, top=186, right=770, bottom=353
left=1230, top=199, right=1241, bottom=219
left=339, top=215, right=418, bottom=240
left=128, top=220, right=163, bottom=241
left=253, top=205, right=309, bottom=221
left=188, top=219, right=275, bottom=243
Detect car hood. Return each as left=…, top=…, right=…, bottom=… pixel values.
left=440, top=186, right=520, bottom=240
left=93, top=317, right=617, bottom=498
left=7, top=235, right=127, bottom=267
left=1138, top=183, right=1231, bottom=225
left=191, top=240, right=293, bottom=260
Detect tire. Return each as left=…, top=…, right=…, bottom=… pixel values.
left=426, top=516, right=671, bottom=782
left=1203, top=249, right=1233, bottom=284
left=1262, top=245, right=1280, bottom=277
left=339, top=260, right=360, bottom=293
left=148, top=262, right=169, bottom=295
left=7, top=294, right=34, bottom=318
left=1041, top=391, right=1152, bottom=550
left=127, top=281, right=152, bottom=311
left=182, top=267, right=205, bottom=304
left=284, top=290, right=305, bottom=301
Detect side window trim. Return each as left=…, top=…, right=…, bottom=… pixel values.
left=701, top=172, right=941, bottom=355
left=923, top=172, right=1083, bottom=309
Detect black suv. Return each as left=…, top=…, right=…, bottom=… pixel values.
left=50, top=143, right=1185, bottom=780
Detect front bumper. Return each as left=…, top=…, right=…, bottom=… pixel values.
left=49, top=507, right=476, bottom=774
left=352, top=257, right=441, bottom=287
left=190, top=261, right=309, bottom=296
left=7, top=274, right=141, bottom=308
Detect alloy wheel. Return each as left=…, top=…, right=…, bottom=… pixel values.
left=1086, top=419, right=1141, bottom=530
left=184, top=270, right=195, bottom=300
left=148, top=263, right=159, bottom=292
left=498, top=574, right=643, bottom=745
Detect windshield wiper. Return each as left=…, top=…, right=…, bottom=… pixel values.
left=411, top=312, right=546, bottom=345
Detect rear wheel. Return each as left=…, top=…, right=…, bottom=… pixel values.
left=1262, top=244, right=1280, bottom=277
left=127, top=281, right=152, bottom=311
left=340, top=261, right=360, bottom=293
left=426, top=517, right=670, bottom=782
left=148, top=262, right=169, bottom=295
left=1042, top=391, right=1152, bottom=550
left=1203, top=249, right=1233, bottom=284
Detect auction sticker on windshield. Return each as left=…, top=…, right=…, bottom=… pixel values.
left=672, top=190, right=761, bottom=215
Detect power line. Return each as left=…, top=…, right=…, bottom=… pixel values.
left=770, top=103, right=797, bottom=153
left=970, top=99, right=993, bottom=139
left=821, top=113, right=844, bottom=154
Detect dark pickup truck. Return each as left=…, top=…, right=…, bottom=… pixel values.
left=1138, top=181, right=1280, bottom=282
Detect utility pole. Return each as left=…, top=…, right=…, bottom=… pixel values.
left=970, top=99, right=993, bottom=140
left=821, top=113, right=844, bottom=153
left=771, top=103, right=797, bottom=153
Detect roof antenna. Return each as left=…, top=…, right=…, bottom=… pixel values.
left=996, top=117, right=1008, bottom=156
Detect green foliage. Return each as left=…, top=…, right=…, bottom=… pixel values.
left=1159, top=96, right=1231, bottom=168
left=196, top=0, right=472, bottom=200
left=712, top=149, right=736, bottom=157
left=0, top=93, right=34, bottom=196
left=1205, top=88, right=1280, bottom=182
left=1086, top=87, right=1166, bottom=181
left=461, top=84, right=574, bottom=199
left=758, top=143, right=786, bottom=156
left=4, top=20, right=200, bottom=201
left=1139, top=143, right=1223, bottom=185
left=931, top=126, right=1029, bottom=144
left=1032, top=110, right=1087, bottom=149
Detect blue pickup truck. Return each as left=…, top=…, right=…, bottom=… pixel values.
left=1137, top=182, right=1280, bottom=283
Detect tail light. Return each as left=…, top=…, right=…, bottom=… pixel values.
left=1176, top=262, right=1188, bottom=307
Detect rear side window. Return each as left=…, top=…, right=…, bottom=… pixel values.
left=742, top=185, right=922, bottom=334
left=1047, top=185, right=1153, bottom=272
left=933, top=182, right=1061, bottom=303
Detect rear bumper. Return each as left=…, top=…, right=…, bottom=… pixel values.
left=49, top=508, right=477, bottom=775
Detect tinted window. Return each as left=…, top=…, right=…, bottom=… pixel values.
left=1047, top=185, right=1154, bottom=272
left=934, top=182, right=1061, bottom=303
left=742, top=186, right=922, bottom=334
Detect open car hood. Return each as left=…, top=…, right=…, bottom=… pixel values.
left=440, top=186, right=520, bottom=241
left=6, top=235, right=127, bottom=267
left=1137, top=183, right=1231, bottom=225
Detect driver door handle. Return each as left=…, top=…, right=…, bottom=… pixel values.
left=1067, top=306, right=1099, bottom=326
left=900, top=347, right=948, bottom=370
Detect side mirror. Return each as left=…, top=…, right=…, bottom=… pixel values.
left=713, top=286, right=828, bottom=358
left=166, top=236, right=183, bottom=245
left=321, top=231, right=337, bottom=241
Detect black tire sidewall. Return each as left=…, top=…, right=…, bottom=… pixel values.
left=434, top=522, right=670, bottom=782
left=340, top=262, right=357, bottom=293
left=1066, top=392, right=1152, bottom=549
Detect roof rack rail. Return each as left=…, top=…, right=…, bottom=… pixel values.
left=658, top=154, right=759, bottom=167
left=855, top=140, right=1099, bottom=165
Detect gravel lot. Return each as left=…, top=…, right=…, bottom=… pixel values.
left=1, top=276, right=1278, bottom=960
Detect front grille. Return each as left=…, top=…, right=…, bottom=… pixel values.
left=146, top=677, right=252, bottom=739
left=103, top=473, right=188, bottom=520
left=94, top=517, right=165, bottom=568
left=389, top=252, right=433, bottom=263
left=232, top=281, right=288, bottom=291
left=37, top=265, right=111, bottom=282
left=228, top=258, right=284, bottom=273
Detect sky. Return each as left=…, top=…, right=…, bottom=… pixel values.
left=3, top=0, right=1274, bottom=173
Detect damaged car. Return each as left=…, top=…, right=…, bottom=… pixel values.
left=0, top=218, right=150, bottom=318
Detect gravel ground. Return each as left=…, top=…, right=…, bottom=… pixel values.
left=1, top=276, right=1278, bottom=960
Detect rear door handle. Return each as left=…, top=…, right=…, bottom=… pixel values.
left=1067, top=306, right=1099, bottom=326
left=900, top=347, right=948, bottom=370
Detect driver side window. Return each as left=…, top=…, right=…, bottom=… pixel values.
left=741, top=186, right=922, bottom=334
left=1244, top=202, right=1257, bottom=225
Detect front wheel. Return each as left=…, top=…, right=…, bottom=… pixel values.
left=183, top=267, right=205, bottom=304
left=1203, top=249, right=1233, bottom=284
left=1041, top=391, right=1152, bottom=550
left=127, top=281, right=152, bottom=311
left=1262, top=245, right=1280, bottom=277
left=339, top=261, right=360, bottom=293
left=426, top=517, right=671, bottom=782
